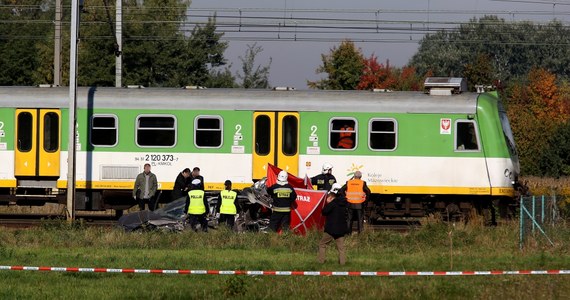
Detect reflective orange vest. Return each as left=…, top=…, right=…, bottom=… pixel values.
left=337, top=127, right=354, bottom=149
left=346, top=179, right=366, bottom=204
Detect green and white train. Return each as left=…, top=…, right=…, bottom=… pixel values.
left=0, top=79, right=520, bottom=218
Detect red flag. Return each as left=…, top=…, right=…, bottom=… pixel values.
left=266, top=164, right=309, bottom=189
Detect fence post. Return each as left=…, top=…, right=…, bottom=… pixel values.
left=541, top=195, right=545, bottom=224
left=532, top=196, right=536, bottom=233
left=519, top=196, right=523, bottom=250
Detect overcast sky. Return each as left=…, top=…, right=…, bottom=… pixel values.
left=190, top=0, right=570, bottom=89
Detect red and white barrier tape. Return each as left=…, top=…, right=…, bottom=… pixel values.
left=1, top=266, right=569, bottom=276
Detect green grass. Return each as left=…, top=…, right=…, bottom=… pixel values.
left=0, top=222, right=568, bottom=299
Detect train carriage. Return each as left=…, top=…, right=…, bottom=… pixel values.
left=0, top=82, right=520, bottom=219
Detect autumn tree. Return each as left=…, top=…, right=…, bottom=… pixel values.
left=357, top=55, right=423, bottom=91
left=505, top=68, right=570, bottom=175
left=308, top=40, right=364, bottom=90
left=357, top=55, right=396, bottom=90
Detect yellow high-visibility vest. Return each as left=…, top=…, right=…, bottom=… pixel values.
left=219, top=190, right=237, bottom=215
left=188, top=190, right=206, bottom=214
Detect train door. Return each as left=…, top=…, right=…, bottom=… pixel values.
left=14, top=109, right=61, bottom=177
left=252, top=112, right=299, bottom=180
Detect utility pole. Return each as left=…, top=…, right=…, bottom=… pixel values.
left=67, top=0, right=81, bottom=222
left=116, top=0, right=122, bottom=87
left=54, top=0, right=62, bottom=86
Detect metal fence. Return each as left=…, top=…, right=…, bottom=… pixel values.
left=519, top=195, right=561, bottom=249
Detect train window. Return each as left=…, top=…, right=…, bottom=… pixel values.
left=17, top=112, right=33, bottom=152
left=136, top=115, right=176, bottom=147
left=330, top=118, right=356, bottom=150
left=282, top=115, right=298, bottom=155
left=369, top=119, right=397, bottom=151
left=91, top=115, right=118, bottom=147
left=43, top=112, right=59, bottom=152
left=255, top=115, right=271, bottom=155
left=195, top=116, right=222, bottom=148
left=455, top=121, right=480, bottom=151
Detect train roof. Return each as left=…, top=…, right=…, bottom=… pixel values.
left=0, top=86, right=481, bottom=114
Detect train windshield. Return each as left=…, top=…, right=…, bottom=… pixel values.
left=498, top=103, right=517, bottom=157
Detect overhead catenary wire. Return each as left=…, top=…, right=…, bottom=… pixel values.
left=1, top=5, right=570, bottom=44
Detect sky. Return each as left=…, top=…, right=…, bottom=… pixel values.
left=190, top=0, right=570, bottom=89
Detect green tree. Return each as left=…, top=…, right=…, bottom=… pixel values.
left=463, top=53, right=495, bottom=91
left=177, top=15, right=229, bottom=87
left=410, top=16, right=570, bottom=84
left=121, top=0, right=189, bottom=87
left=236, top=43, right=271, bottom=89
left=0, top=0, right=54, bottom=85
left=308, top=40, right=364, bottom=90
left=206, top=66, right=237, bottom=88
left=540, top=121, right=570, bottom=177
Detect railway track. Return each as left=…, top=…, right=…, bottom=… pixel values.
left=0, top=214, right=118, bottom=228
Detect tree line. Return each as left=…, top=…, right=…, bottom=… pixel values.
left=0, top=0, right=270, bottom=88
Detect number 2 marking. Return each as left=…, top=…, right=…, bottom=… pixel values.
left=310, top=125, right=317, bottom=136
left=0, top=121, right=4, bottom=130
left=235, top=124, right=242, bottom=135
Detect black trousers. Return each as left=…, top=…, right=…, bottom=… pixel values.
left=137, top=196, right=157, bottom=211
left=269, top=211, right=290, bottom=232
left=347, top=207, right=364, bottom=234
left=219, top=214, right=235, bottom=229
left=188, top=213, right=208, bottom=232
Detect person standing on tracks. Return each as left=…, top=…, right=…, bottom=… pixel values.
left=172, top=168, right=191, bottom=201
left=190, top=167, right=205, bottom=191
left=186, top=178, right=209, bottom=232
left=317, top=183, right=348, bottom=265
left=133, top=163, right=158, bottom=211
left=343, top=171, right=371, bottom=234
left=216, top=180, right=238, bottom=230
left=267, top=170, right=297, bottom=233
left=311, top=163, right=337, bottom=191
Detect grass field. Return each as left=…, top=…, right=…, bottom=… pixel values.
left=0, top=220, right=569, bottom=299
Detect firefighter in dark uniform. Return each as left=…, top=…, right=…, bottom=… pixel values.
left=343, top=171, right=371, bottom=234
left=187, top=178, right=209, bottom=232
left=311, top=162, right=337, bottom=191
left=267, top=170, right=297, bottom=232
left=216, top=180, right=238, bottom=229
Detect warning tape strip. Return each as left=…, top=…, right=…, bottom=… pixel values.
left=1, top=266, right=569, bottom=276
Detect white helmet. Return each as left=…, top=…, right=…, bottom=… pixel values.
left=329, top=183, right=342, bottom=194
left=322, top=163, right=333, bottom=174
left=277, top=170, right=288, bottom=184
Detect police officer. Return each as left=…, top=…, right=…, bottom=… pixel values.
left=267, top=170, right=297, bottom=232
left=344, top=171, right=371, bottom=234
left=187, top=178, right=209, bottom=232
left=311, top=163, right=337, bottom=191
left=216, top=180, right=238, bottom=229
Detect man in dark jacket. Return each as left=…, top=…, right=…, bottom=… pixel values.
left=172, top=168, right=191, bottom=201
left=317, top=183, right=348, bottom=265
